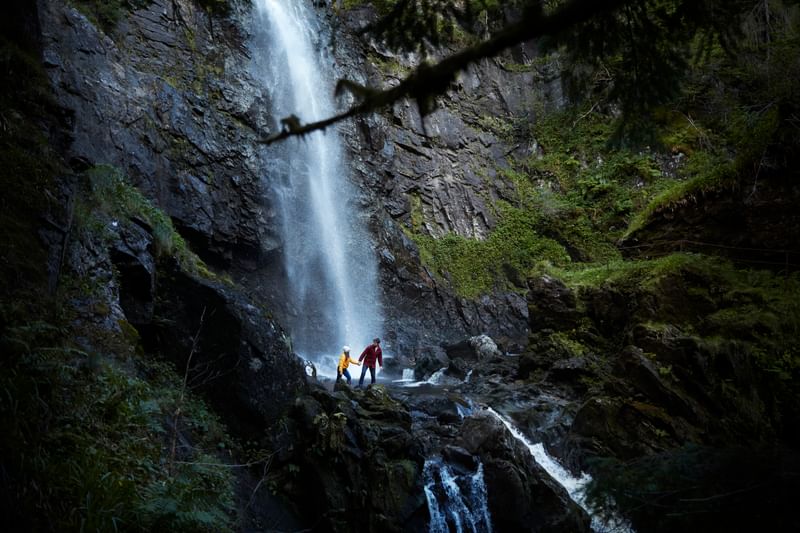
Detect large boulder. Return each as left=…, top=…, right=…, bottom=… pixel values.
left=527, top=275, right=580, bottom=332
left=274, top=385, right=426, bottom=532
left=142, top=261, right=307, bottom=436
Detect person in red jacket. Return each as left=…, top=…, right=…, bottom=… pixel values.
left=358, top=337, right=382, bottom=386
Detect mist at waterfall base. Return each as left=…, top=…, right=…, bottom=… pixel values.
left=250, top=0, right=383, bottom=375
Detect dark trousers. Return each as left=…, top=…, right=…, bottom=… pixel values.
left=359, top=365, right=376, bottom=386
left=337, top=368, right=352, bottom=384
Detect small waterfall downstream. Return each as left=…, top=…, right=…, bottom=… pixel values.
left=486, top=408, right=634, bottom=533
left=424, top=457, right=493, bottom=533
left=250, top=0, right=382, bottom=370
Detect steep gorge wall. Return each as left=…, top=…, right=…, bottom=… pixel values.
left=32, top=0, right=311, bottom=433
left=37, top=0, right=547, bottom=363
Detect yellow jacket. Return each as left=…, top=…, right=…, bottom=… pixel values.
left=337, top=352, right=360, bottom=373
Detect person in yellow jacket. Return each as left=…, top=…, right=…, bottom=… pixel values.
left=336, top=346, right=360, bottom=385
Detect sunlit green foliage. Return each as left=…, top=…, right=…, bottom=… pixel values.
left=413, top=202, right=570, bottom=298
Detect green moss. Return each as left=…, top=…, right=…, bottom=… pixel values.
left=550, top=331, right=587, bottom=356
left=341, top=0, right=397, bottom=14
left=196, top=0, right=230, bottom=15
left=79, top=165, right=225, bottom=283
left=369, top=54, right=411, bottom=78
left=551, top=253, right=800, bottom=380
left=476, top=114, right=515, bottom=140
left=624, top=158, right=737, bottom=237
left=412, top=202, right=570, bottom=298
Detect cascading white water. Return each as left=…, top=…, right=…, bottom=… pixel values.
left=251, top=0, right=383, bottom=372
left=486, top=408, right=634, bottom=533
left=424, top=458, right=492, bottom=533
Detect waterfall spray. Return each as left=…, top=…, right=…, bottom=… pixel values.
left=250, top=0, right=383, bottom=373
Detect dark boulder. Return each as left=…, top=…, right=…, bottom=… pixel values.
left=274, top=385, right=426, bottom=532
left=527, top=275, right=580, bottom=332
left=140, top=261, right=306, bottom=437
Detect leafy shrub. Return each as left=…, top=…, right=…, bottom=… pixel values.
left=0, top=317, right=236, bottom=532
left=413, top=202, right=570, bottom=298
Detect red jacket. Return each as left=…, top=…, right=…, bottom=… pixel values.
left=359, top=344, right=383, bottom=368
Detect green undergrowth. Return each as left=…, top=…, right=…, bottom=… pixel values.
left=548, top=253, right=800, bottom=379
left=413, top=202, right=571, bottom=298
left=522, top=106, right=676, bottom=240
left=411, top=71, right=793, bottom=299
left=407, top=107, right=672, bottom=298
left=0, top=314, right=237, bottom=532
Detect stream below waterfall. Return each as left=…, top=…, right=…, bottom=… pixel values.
left=389, top=375, right=633, bottom=533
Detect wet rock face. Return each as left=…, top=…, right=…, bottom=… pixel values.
left=38, top=0, right=277, bottom=268
left=527, top=275, right=580, bottom=333
left=395, top=386, right=591, bottom=533
left=141, top=261, right=307, bottom=435
left=273, top=384, right=428, bottom=532
left=77, top=210, right=308, bottom=436
left=38, top=0, right=534, bottom=351
left=458, top=413, right=591, bottom=533
left=327, top=5, right=558, bottom=350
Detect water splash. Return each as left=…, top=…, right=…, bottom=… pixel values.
left=250, top=0, right=382, bottom=363
left=400, top=367, right=449, bottom=388
left=392, top=368, right=416, bottom=383
left=486, top=407, right=634, bottom=533
left=424, top=458, right=492, bottom=533
left=456, top=398, right=476, bottom=419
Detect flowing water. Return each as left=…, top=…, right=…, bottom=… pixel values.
left=424, top=457, right=493, bottom=533
left=486, top=407, right=634, bottom=533
left=250, top=0, right=383, bottom=375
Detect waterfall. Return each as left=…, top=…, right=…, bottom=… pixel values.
left=424, top=458, right=493, bottom=533
left=250, top=0, right=383, bottom=371
left=486, top=408, right=634, bottom=533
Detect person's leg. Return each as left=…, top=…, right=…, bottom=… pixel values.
left=358, top=364, right=368, bottom=386
left=369, top=366, right=376, bottom=384
left=343, top=368, right=351, bottom=384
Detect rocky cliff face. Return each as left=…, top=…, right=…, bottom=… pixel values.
left=321, top=6, right=567, bottom=355
left=38, top=0, right=540, bottom=358
left=39, top=0, right=275, bottom=268
left=26, top=1, right=632, bottom=529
